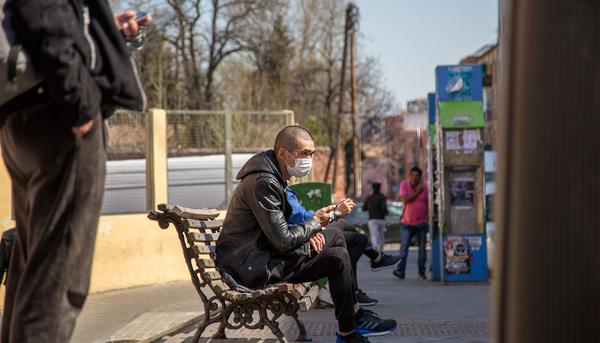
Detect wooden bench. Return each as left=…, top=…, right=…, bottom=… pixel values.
left=148, top=204, right=320, bottom=342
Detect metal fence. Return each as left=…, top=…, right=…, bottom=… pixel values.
left=165, top=110, right=294, bottom=209
left=101, top=110, right=147, bottom=214
left=100, top=109, right=294, bottom=214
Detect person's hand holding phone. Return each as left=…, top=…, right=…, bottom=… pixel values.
left=114, top=10, right=152, bottom=38
left=335, top=198, right=355, bottom=216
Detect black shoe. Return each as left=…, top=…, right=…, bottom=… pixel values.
left=393, top=269, right=405, bottom=279
left=370, top=253, right=401, bottom=271
left=418, top=272, right=426, bottom=280
left=336, top=331, right=371, bottom=342
left=356, top=289, right=378, bottom=306
left=355, top=308, right=397, bottom=337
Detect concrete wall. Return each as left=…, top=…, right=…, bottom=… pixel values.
left=90, top=211, right=225, bottom=293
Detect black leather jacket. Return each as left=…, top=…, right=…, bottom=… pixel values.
left=216, top=150, right=322, bottom=289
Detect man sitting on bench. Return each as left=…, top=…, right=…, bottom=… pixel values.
left=216, top=125, right=396, bottom=343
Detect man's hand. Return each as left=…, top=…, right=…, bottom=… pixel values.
left=308, top=232, right=325, bottom=254
left=72, top=119, right=94, bottom=138
left=314, top=204, right=336, bottom=227
left=335, top=198, right=355, bottom=216
left=313, top=209, right=333, bottom=227
left=414, top=184, right=423, bottom=194
left=114, top=11, right=152, bottom=38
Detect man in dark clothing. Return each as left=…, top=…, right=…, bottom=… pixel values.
left=216, top=126, right=397, bottom=343
left=0, top=2, right=149, bottom=342
left=362, top=182, right=388, bottom=253
left=286, top=188, right=400, bottom=307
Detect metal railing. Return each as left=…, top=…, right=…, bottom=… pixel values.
left=102, top=110, right=147, bottom=214
left=100, top=109, right=294, bottom=214
left=164, top=110, right=294, bottom=207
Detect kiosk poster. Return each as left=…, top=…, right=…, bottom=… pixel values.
left=445, top=235, right=471, bottom=273
left=436, top=64, right=483, bottom=102
left=450, top=174, right=475, bottom=208
left=444, top=129, right=481, bottom=153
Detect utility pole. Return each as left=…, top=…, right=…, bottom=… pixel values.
left=332, top=3, right=358, bottom=195
left=349, top=4, right=360, bottom=199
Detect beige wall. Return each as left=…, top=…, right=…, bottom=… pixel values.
left=0, top=147, right=13, bottom=232
left=90, top=213, right=189, bottom=293
left=0, top=148, right=13, bottom=306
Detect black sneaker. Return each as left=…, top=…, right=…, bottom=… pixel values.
left=356, top=289, right=378, bottom=306
left=355, top=308, right=397, bottom=337
left=370, top=253, right=401, bottom=271
left=336, top=331, right=371, bottom=343
left=393, top=269, right=405, bottom=279
left=418, top=272, right=426, bottom=280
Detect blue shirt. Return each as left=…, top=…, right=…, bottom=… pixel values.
left=286, top=188, right=314, bottom=225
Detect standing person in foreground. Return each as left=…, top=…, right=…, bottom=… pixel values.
left=394, top=166, right=429, bottom=280
left=0, top=1, right=150, bottom=341
left=216, top=126, right=397, bottom=343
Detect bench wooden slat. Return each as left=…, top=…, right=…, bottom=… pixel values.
left=291, top=283, right=311, bottom=299
left=173, top=205, right=220, bottom=220
left=222, top=291, right=250, bottom=301
left=277, top=283, right=295, bottom=292
left=185, top=218, right=224, bottom=230
left=251, top=285, right=281, bottom=298
left=158, top=203, right=220, bottom=220
left=298, top=285, right=320, bottom=311
left=212, top=280, right=230, bottom=295
left=197, top=258, right=215, bottom=268
left=191, top=245, right=216, bottom=255
left=188, top=232, right=220, bottom=242
left=203, top=271, right=221, bottom=281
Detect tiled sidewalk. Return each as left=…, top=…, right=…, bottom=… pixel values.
left=73, top=249, right=491, bottom=343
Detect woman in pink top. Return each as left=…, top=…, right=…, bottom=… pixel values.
left=394, top=166, right=429, bottom=280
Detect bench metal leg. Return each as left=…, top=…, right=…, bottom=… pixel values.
left=192, top=320, right=208, bottom=343
left=212, top=324, right=227, bottom=339
left=291, top=313, right=312, bottom=342
left=192, top=307, right=229, bottom=342
left=266, top=322, right=287, bottom=343
left=258, top=306, right=288, bottom=343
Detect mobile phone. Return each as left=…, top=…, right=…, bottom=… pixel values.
left=333, top=199, right=346, bottom=207
left=135, top=11, right=149, bottom=23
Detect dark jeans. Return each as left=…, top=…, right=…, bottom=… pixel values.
left=279, top=228, right=357, bottom=332
left=0, top=105, right=106, bottom=342
left=397, top=223, right=428, bottom=274
left=341, top=229, right=378, bottom=290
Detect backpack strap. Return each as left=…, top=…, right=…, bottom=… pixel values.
left=6, top=44, right=22, bottom=90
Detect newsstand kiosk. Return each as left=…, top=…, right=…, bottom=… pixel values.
left=431, top=64, right=488, bottom=283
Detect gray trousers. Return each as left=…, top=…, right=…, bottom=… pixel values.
left=0, top=103, right=106, bottom=343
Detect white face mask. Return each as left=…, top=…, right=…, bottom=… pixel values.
left=284, top=149, right=312, bottom=177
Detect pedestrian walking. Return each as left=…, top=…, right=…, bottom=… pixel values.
left=362, top=182, right=388, bottom=253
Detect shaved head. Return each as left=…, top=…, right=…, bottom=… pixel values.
left=274, top=125, right=314, bottom=152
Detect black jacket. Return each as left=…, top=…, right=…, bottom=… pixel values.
left=216, top=150, right=322, bottom=289
left=363, top=193, right=388, bottom=220
left=1, top=0, right=146, bottom=126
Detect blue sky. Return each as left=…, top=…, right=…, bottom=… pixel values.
left=355, top=0, right=498, bottom=108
